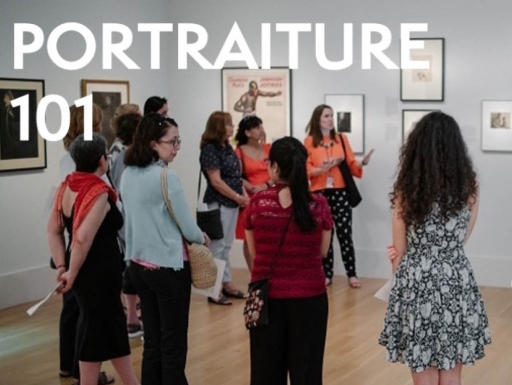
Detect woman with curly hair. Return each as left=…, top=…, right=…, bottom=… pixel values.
left=379, top=112, right=491, bottom=385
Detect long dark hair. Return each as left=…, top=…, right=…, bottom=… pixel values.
left=305, top=104, right=338, bottom=147
left=143, top=96, right=167, bottom=115
left=391, top=111, right=478, bottom=228
left=269, top=137, right=316, bottom=232
left=234, top=115, right=263, bottom=146
left=125, top=113, right=178, bottom=167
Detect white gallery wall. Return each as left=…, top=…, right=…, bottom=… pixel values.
left=1, top=0, right=512, bottom=309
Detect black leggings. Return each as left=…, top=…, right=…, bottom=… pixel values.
left=320, top=188, right=356, bottom=279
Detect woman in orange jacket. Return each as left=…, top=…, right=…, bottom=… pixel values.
left=304, top=104, right=373, bottom=288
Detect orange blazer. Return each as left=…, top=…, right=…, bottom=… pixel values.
left=304, top=134, right=362, bottom=192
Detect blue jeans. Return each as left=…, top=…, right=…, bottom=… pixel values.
left=129, top=262, right=191, bottom=385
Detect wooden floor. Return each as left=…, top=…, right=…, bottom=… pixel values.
left=1, top=269, right=511, bottom=385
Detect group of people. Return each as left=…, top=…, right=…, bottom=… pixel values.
left=47, top=96, right=490, bottom=385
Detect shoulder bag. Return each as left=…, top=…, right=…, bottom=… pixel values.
left=243, top=214, right=292, bottom=329
left=196, top=172, right=224, bottom=240
left=161, top=167, right=218, bottom=289
left=338, top=134, right=363, bottom=208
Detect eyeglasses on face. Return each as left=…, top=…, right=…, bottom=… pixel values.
left=159, top=138, right=182, bottom=147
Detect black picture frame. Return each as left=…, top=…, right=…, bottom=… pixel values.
left=0, top=78, right=46, bottom=172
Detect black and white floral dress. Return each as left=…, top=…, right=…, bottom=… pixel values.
left=379, top=205, right=491, bottom=373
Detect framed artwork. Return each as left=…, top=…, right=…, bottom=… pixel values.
left=402, top=109, right=439, bottom=142
left=0, top=78, right=46, bottom=172
left=324, top=94, right=365, bottom=154
left=401, top=38, right=445, bottom=102
left=481, top=100, right=512, bottom=152
left=221, top=67, right=291, bottom=143
left=81, top=79, right=130, bottom=146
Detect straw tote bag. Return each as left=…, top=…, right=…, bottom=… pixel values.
left=161, top=166, right=217, bottom=289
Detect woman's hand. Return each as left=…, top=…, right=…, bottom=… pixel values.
left=387, top=245, right=397, bottom=261
left=361, top=149, right=375, bottom=166
left=58, top=271, right=76, bottom=293
left=235, top=194, right=249, bottom=207
left=202, top=232, right=211, bottom=247
left=56, top=266, right=66, bottom=282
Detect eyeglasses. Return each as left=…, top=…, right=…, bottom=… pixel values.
left=159, top=138, right=182, bottom=147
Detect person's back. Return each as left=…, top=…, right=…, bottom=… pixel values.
left=247, top=185, right=330, bottom=298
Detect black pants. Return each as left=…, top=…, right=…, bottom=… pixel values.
left=129, top=262, right=191, bottom=385
left=320, top=188, right=356, bottom=279
left=250, top=293, right=328, bottom=385
left=59, top=290, right=80, bottom=378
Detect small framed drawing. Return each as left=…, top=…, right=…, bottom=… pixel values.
left=481, top=100, right=512, bottom=152
left=81, top=79, right=130, bottom=146
left=401, top=38, right=445, bottom=102
left=402, top=109, right=438, bottom=142
left=0, top=78, right=46, bottom=172
left=324, top=94, right=364, bottom=154
left=221, top=67, right=291, bottom=142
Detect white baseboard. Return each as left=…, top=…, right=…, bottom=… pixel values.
left=230, top=241, right=512, bottom=288
left=0, top=265, right=56, bottom=310
left=2, top=247, right=510, bottom=310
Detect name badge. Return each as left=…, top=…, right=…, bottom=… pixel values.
left=326, top=176, right=334, bottom=188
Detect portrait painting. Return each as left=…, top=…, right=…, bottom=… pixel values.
left=81, top=79, right=130, bottom=146
left=222, top=68, right=291, bottom=143
left=0, top=78, right=46, bottom=172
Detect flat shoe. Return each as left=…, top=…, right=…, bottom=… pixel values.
left=59, top=370, right=72, bottom=378
left=349, top=276, right=361, bottom=288
left=207, top=295, right=232, bottom=305
left=70, top=371, right=115, bottom=385
left=222, top=288, right=246, bottom=299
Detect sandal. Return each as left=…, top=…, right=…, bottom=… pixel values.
left=70, top=371, right=115, bottom=385
left=349, top=276, right=361, bottom=288
left=222, top=288, right=246, bottom=299
left=207, top=295, right=232, bottom=306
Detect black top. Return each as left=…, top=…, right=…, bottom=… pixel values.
left=200, top=142, right=243, bottom=208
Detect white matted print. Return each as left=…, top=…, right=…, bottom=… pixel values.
left=81, top=79, right=130, bottom=147
left=401, top=38, right=444, bottom=101
left=402, top=109, right=438, bottom=143
left=222, top=68, right=291, bottom=143
left=482, top=100, right=512, bottom=152
left=324, top=94, right=364, bottom=154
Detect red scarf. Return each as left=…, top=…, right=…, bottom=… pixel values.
left=53, top=172, right=117, bottom=248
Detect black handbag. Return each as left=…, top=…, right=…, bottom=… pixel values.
left=338, top=135, right=362, bottom=208
left=243, top=215, right=292, bottom=329
left=196, top=172, right=224, bottom=240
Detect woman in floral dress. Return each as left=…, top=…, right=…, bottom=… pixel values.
left=379, top=112, right=491, bottom=385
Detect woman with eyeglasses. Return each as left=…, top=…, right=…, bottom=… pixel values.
left=48, top=133, right=139, bottom=385
left=120, top=113, right=209, bottom=384
left=200, top=111, right=249, bottom=305
left=233, top=115, right=272, bottom=272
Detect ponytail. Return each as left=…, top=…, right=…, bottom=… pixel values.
left=288, top=150, right=316, bottom=232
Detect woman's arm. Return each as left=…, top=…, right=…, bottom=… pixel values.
left=340, top=134, right=363, bottom=178
left=245, top=230, right=256, bottom=259
left=206, top=169, right=248, bottom=207
left=167, top=172, right=205, bottom=244
left=320, top=229, right=332, bottom=258
left=391, top=204, right=407, bottom=273
left=465, top=189, right=480, bottom=244
left=59, top=193, right=109, bottom=292
left=47, top=202, right=67, bottom=279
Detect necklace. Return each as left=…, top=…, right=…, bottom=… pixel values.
left=319, top=140, right=333, bottom=149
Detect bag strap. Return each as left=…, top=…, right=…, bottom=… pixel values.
left=339, top=133, right=348, bottom=158
left=196, top=170, right=202, bottom=204
left=267, top=210, right=293, bottom=280
left=160, top=165, right=182, bottom=235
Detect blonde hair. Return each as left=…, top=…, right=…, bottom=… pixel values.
left=63, top=104, right=103, bottom=151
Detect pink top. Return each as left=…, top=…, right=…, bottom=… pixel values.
left=132, top=238, right=189, bottom=269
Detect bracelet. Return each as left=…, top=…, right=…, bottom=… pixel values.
left=56, top=264, right=66, bottom=269
left=234, top=193, right=239, bottom=201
